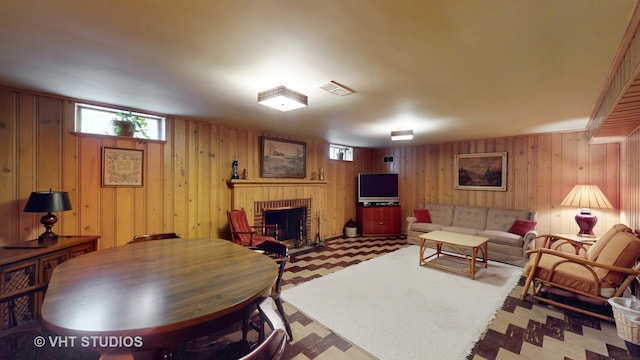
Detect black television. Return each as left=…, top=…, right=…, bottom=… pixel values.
left=357, top=173, right=399, bottom=205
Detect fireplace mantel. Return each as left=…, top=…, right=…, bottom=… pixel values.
left=226, top=179, right=327, bottom=188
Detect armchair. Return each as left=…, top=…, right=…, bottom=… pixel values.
left=227, top=209, right=277, bottom=247
left=521, top=224, right=640, bottom=321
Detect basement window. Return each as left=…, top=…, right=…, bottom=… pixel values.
left=329, top=144, right=353, bottom=161
left=74, top=103, right=165, bottom=140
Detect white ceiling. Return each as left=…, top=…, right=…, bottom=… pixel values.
left=0, top=0, right=637, bottom=148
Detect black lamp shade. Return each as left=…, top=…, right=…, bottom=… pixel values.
left=24, top=191, right=72, bottom=213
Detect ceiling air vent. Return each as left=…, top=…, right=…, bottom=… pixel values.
left=320, top=81, right=355, bottom=96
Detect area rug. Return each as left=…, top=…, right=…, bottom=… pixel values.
left=281, top=245, right=522, bottom=360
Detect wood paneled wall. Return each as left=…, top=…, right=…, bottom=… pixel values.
left=0, top=88, right=373, bottom=247
left=620, top=127, right=640, bottom=233
left=0, top=86, right=626, bottom=248
left=371, top=133, right=619, bottom=237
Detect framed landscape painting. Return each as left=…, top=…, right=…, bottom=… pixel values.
left=261, top=137, right=306, bottom=178
left=454, top=152, right=507, bottom=191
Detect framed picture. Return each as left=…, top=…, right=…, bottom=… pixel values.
left=102, top=147, right=144, bottom=187
left=261, top=137, right=306, bottom=178
left=454, top=152, right=507, bottom=191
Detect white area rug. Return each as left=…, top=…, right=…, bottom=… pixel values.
left=281, top=245, right=522, bottom=360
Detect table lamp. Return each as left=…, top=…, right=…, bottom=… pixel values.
left=560, top=185, right=613, bottom=238
left=24, top=190, right=72, bottom=241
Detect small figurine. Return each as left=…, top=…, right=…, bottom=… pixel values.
left=231, top=160, right=240, bottom=179
left=319, top=167, right=325, bottom=181
left=242, top=169, right=248, bottom=179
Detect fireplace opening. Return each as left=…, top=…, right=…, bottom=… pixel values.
left=264, top=206, right=306, bottom=246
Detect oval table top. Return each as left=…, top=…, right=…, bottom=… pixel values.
left=41, top=238, right=278, bottom=347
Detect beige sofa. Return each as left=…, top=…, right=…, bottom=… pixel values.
left=406, top=203, right=537, bottom=266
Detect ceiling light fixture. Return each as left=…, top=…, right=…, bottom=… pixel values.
left=391, top=129, right=414, bottom=141
left=258, top=85, right=308, bottom=112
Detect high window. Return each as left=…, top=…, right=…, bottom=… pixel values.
left=329, top=144, right=353, bottom=161
left=75, top=103, right=165, bottom=140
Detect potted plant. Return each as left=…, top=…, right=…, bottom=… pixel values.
left=113, top=111, right=149, bottom=138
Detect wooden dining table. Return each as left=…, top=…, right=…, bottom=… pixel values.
left=40, top=238, right=278, bottom=351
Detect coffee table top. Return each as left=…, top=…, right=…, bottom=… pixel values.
left=419, top=230, right=488, bottom=247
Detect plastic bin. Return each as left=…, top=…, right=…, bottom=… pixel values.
left=609, top=297, right=640, bottom=345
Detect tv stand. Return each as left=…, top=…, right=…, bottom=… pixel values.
left=357, top=204, right=401, bottom=236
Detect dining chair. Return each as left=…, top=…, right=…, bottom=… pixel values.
left=227, top=209, right=277, bottom=247
left=128, top=232, right=180, bottom=244
left=245, top=239, right=293, bottom=341
left=206, top=297, right=287, bottom=360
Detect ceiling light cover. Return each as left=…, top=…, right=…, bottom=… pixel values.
left=258, top=85, right=308, bottom=112
left=391, top=129, right=414, bottom=141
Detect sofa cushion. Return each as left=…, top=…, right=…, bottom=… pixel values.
left=413, top=209, right=431, bottom=223
left=423, top=203, right=454, bottom=226
left=451, top=206, right=487, bottom=230
left=478, top=230, right=524, bottom=247
left=508, top=220, right=537, bottom=236
left=411, top=222, right=445, bottom=232
left=486, top=208, right=534, bottom=232
left=442, top=226, right=481, bottom=235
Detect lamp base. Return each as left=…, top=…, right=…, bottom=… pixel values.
left=575, top=209, right=597, bottom=238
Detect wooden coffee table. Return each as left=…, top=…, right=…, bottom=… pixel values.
left=419, top=231, right=489, bottom=279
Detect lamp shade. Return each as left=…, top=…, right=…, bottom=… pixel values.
left=560, top=185, right=612, bottom=237
left=24, top=191, right=72, bottom=212
left=560, top=185, right=613, bottom=210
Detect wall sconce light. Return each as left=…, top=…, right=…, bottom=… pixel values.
left=258, top=85, right=308, bottom=112
left=24, top=189, right=72, bottom=241
left=391, top=129, right=413, bottom=141
left=560, top=184, right=613, bottom=237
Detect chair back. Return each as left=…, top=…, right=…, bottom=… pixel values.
left=228, top=209, right=253, bottom=246
left=128, top=232, right=180, bottom=244
left=239, top=297, right=287, bottom=360
left=256, top=240, right=289, bottom=294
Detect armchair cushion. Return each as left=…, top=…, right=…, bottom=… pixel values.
left=594, top=231, right=640, bottom=287
left=586, top=223, right=633, bottom=261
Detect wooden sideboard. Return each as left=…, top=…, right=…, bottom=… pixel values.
left=357, top=205, right=402, bottom=236
left=0, top=236, right=99, bottom=331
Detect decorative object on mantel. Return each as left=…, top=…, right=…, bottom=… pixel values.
left=242, top=168, right=248, bottom=179
left=24, top=189, right=72, bottom=241
left=311, top=171, right=316, bottom=180
left=560, top=184, right=613, bottom=237
left=231, top=160, right=240, bottom=179
left=113, top=111, right=149, bottom=138
left=102, top=147, right=143, bottom=187
left=319, top=167, right=324, bottom=181
left=261, top=136, right=306, bottom=178
left=454, top=152, right=507, bottom=191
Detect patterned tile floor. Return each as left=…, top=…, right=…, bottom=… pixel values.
left=2, top=236, right=637, bottom=359
left=279, top=236, right=638, bottom=360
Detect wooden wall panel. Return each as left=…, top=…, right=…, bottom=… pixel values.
left=0, top=87, right=631, bottom=248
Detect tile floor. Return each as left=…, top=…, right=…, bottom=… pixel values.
left=1, top=236, right=637, bottom=359
left=279, top=236, right=637, bottom=360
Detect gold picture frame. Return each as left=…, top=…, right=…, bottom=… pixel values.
left=102, top=147, right=144, bottom=187
left=454, top=152, right=507, bottom=191
left=261, top=137, right=306, bottom=178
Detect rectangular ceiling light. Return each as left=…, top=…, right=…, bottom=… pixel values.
left=258, top=85, right=308, bottom=112
left=391, top=129, right=413, bottom=141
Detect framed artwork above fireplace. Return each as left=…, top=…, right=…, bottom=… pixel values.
left=261, top=137, right=306, bottom=178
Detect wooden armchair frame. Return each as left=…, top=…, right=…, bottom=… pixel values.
left=521, top=235, right=640, bottom=321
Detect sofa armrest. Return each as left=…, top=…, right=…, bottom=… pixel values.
left=522, top=230, right=538, bottom=257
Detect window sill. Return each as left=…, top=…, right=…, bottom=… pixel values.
left=70, top=132, right=166, bottom=144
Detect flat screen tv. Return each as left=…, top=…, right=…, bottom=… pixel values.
left=357, top=173, right=399, bottom=205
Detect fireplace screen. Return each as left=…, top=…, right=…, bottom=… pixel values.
left=264, top=207, right=306, bottom=246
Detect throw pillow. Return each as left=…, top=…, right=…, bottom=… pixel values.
left=508, top=219, right=537, bottom=236
left=413, top=209, right=432, bottom=223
